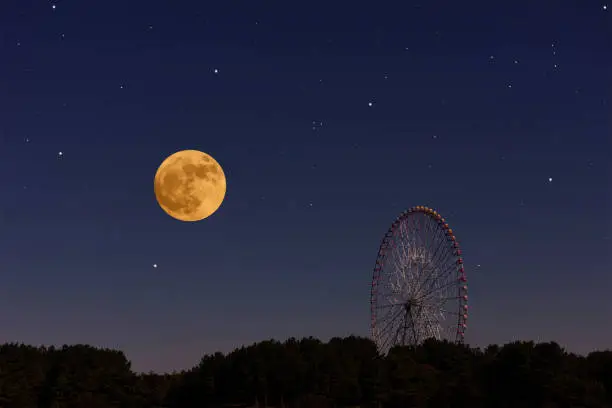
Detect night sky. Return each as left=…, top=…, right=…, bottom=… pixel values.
left=1, top=0, right=610, bottom=373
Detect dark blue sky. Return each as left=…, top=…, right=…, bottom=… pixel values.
left=1, top=0, right=610, bottom=372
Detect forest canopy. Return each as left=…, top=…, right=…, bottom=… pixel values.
left=1, top=336, right=612, bottom=407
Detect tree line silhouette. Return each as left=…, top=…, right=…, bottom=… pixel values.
left=1, top=336, right=611, bottom=407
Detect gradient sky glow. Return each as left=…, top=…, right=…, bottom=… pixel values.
left=1, top=0, right=611, bottom=372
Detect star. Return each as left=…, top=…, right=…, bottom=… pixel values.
left=152, top=264, right=158, bottom=268
left=52, top=4, right=56, bottom=9
left=58, top=151, right=63, bottom=157
left=548, top=177, right=553, bottom=182
left=213, top=68, right=219, bottom=74
left=368, top=101, right=374, bottom=107
left=604, top=5, right=608, bottom=10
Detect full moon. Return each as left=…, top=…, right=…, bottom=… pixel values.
left=154, top=150, right=227, bottom=222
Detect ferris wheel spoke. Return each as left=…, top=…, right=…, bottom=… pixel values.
left=418, top=272, right=458, bottom=296
left=377, top=328, right=394, bottom=352
left=414, top=298, right=452, bottom=314
left=419, top=310, right=448, bottom=334
left=380, top=319, right=401, bottom=352
left=411, top=267, right=449, bottom=302
left=419, top=313, right=441, bottom=339
left=375, top=301, right=407, bottom=310
left=419, top=253, right=450, bottom=295
left=397, top=222, right=412, bottom=260
left=413, top=261, right=457, bottom=299
left=376, top=314, right=394, bottom=344
left=377, top=304, right=405, bottom=329
left=409, top=312, right=420, bottom=344
left=393, top=226, right=418, bottom=285
left=428, top=221, right=448, bottom=264
left=430, top=241, right=454, bottom=277
left=419, top=309, right=443, bottom=341
left=426, top=293, right=460, bottom=306
left=436, top=308, right=463, bottom=316
left=424, top=216, right=438, bottom=260
left=397, top=221, right=431, bottom=292
left=423, top=280, right=464, bottom=297
left=377, top=309, right=406, bottom=350
left=390, top=257, right=409, bottom=288
left=376, top=305, right=403, bottom=328
left=418, top=271, right=456, bottom=301
left=420, top=262, right=454, bottom=290
left=396, top=312, right=411, bottom=346
left=433, top=248, right=453, bottom=277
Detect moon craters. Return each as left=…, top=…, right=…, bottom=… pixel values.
left=154, top=150, right=226, bottom=222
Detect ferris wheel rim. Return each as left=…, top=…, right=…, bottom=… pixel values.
left=369, top=205, right=468, bottom=352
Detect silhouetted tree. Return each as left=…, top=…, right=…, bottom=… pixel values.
left=0, top=337, right=610, bottom=407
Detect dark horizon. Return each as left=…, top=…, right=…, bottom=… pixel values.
left=3, top=335, right=612, bottom=407
left=4, top=331, right=611, bottom=375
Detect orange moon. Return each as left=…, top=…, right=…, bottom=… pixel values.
left=154, top=150, right=227, bottom=222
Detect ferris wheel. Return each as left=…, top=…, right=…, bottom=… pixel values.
left=370, top=206, right=468, bottom=353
